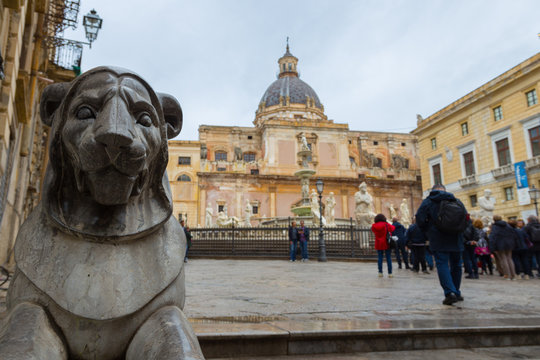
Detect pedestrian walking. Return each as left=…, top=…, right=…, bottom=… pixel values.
left=371, top=214, right=394, bottom=278
left=405, top=217, right=429, bottom=274
left=288, top=221, right=298, bottom=262
left=473, top=219, right=493, bottom=275
left=489, top=215, right=518, bottom=280
left=392, top=217, right=410, bottom=269
left=462, top=220, right=479, bottom=279
left=298, top=220, right=310, bottom=262
left=509, top=219, right=533, bottom=279
left=180, top=220, right=192, bottom=263
left=415, top=184, right=468, bottom=305
left=524, top=215, right=540, bottom=278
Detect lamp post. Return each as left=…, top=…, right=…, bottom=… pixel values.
left=316, top=178, right=327, bottom=262
left=83, top=9, right=103, bottom=48
left=529, top=185, right=540, bottom=216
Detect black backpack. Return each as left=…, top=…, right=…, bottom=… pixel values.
left=528, top=223, right=540, bottom=243
left=434, top=199, right=468, bottom=234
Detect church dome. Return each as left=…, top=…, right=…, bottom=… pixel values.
left=259, top=43, right=323, bottom=110
left=260, top=76, right=323, bottom=109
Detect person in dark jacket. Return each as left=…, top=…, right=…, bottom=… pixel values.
left=298, top=220, right=310, bottom=262
left=415, top=184, right=466, bottom=305
left=288, top=221, right=299, bottom=262
left=508, top=219, right=533, bottom=279
left=462, top=220, right=479, bottom=279
left=180, top=220, right=192, bottom=263
left=524, top=215, right=540, bottom=278
left=473, top=219, right=493, bottom=275
left=405, top=217, right=429, bottom=274
left=392, top=217, right=410, bottom=269
left=489, top=215, right=518, bottom=280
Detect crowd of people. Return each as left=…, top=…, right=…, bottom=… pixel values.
left=371, top=183, right=540, bottom=306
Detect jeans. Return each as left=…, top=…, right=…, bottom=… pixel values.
left=289, top=240, right=298, bottom=261
left=462, top=246, right=478, bottom=276
left=532, top=250, right=540, bottom=274
left=377, top=249, right=392, bottom=274
left=512, top=249, right=532, bottom=276
left=394, top=242, right=409, bottom=268
left=300, top=240, right=308, bottom=259
left=411, top=246, right=427, bottom=271
left=433, top=251, right=462, bottom=297
left=425, top=248, right=434, bottom=269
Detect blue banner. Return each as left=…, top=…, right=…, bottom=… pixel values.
left=514, top=161, right=529, bottom=189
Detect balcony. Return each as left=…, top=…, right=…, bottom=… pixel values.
left=491, top=164, right=514, bottom=179
left=458, top=174, right=477, bottom=187
left=525, top=156, right=540, bottom=170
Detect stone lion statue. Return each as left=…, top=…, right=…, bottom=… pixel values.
left=0, top=67, right=205, bottom=359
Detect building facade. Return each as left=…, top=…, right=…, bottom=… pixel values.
left=0, top=0, right=81, bottom=265
left=412, top=52, right=540, bottom=220
left=168, top=46, right=423, bottom=227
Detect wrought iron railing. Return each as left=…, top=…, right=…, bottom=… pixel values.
left=47, top=37, right=83, bottom=71
left=189, top=226, right=376, bottom=259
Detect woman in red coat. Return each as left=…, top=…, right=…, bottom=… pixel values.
left=371, top=213, right=395, bottom=277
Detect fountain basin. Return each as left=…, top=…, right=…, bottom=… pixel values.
left=294, top=168, right=316, bottom=177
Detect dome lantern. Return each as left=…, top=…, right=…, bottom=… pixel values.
left=278, top=38, right=298, bottom=78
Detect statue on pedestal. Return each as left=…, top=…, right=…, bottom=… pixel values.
left=205, top=204, right=214, bottom=227
left=310, top=189, right=326, bottom=226
left=0, top=67, right=204, bottom=359
left=244, top=199, right=253, bottom=227
left=400, top=198, right=411, bottom=228
left=216, top=210, right=240, bottom=228
left=477, top=189, right=496, bottom=227
left=389, top=203, right=397, bottom=220
left=354, top=182, right=376, bottom=227
left=325, top=192, right=336, bottom=227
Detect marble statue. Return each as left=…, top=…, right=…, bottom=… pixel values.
left=310, top=189, right=326, bottom=226
left=400, top=198, right=411, bottom=228
left=389, top=203, right=397, bottom=220
left=216, top=211, right=240, bottom=228
left=325, top=192, right=336, bottom=227
left=301, top=177, right=310, bottom=200
left=244, top=199, right=253, bottom=227
left=0, top=67, right=205, bottom=359
left=205, top=204, right=214, bottom=227
left=354, top=182, right=376, bottom=227
left=301, top=134, right=310, bottom=151
left=477, top=189, right=496, bottom=227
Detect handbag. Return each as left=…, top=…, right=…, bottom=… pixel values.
left=386, top=224, right=396, bottom=249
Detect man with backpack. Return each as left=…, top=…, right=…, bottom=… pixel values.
left=415, top=184, right=468, bottom=305
left=524, top=215, right=540, bottom=278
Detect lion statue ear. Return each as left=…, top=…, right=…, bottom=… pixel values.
left=39, top=82, right=72, bottom=127
left=157, top=93, right=183, bottom=139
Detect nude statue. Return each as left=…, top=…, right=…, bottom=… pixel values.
left=354, top=182, right=376, bottom=227
left=325, top=192, right=336, bottom=227
left=205, top=204, right=214, bottom=227
left=310, top=189, right=326, bottom=226
left=400, top=198, right=411, bottom=228
left=389, top=203, right=397, bottom=220
left=244, top=199, right=253, bottom=227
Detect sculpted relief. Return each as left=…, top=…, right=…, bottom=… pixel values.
left=0, top=67, right=204, bottom=359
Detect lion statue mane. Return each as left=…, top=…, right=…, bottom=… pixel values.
left=0, top=67, right=205, bottom=360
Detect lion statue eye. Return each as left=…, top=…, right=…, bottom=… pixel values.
left=137, top=113, right=152, bottom=127
left=76, top=106, right=95, bottom=120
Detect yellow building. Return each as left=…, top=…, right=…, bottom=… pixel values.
left=0, top=0, right=79, bottom=264
left=412, top=52, right=540, bottom=220
left=168, top=45, right=423, bottom=227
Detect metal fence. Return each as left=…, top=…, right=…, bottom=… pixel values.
left=189, top=225, right=376, bottom=259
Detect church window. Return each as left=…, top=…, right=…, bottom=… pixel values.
left=374, top=158, right=382, bottom=168
left=178, top=156, right=191, bottom=165
left=252, top=205, right=259, bottom=214
left=373, top=141, right=378, bottom=145
left=247, top=135, right=253, bottom=140
left=218, top=205, right=224, bottom=213
left=250, top=169, right=259, bottom=175
left=288, top=63, right=292, bottom=71
left=215, top=151, right=227, bottom=161
left=177, top=174, right=191, bottom=182
left=243, top=153, right=256, bottom=162
left=282, top=64, right=286, bottom=72
left=401, top=142, right=406, bottom=146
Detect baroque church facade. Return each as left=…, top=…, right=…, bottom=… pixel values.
left=167, top=46, right=423, bottom=226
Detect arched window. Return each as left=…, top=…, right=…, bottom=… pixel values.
left=177, top=174, right=191, bottom=182
left=288, top=63, right=292, bottom=71
left=215, top=151, right=227, bottom=161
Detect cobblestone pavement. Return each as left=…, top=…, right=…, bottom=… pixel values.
left=184, top=259, right=540, bottom=323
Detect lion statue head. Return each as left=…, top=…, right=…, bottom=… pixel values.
left=39, top=67, right=182, bottom=240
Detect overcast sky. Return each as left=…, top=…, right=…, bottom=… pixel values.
left=66, top=0, right=540, bottom=141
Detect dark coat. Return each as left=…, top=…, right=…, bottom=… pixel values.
left=415, top=190, right=465, bottom=252
left=288, top=226, right=298, bottom=242
left=489, top=220, right=518, bottom=252
left=405, top=223, right=426, bottom=246
left=183, top=227, right=192, bottom=247
left=392, top=221, right=407, bottom=245
left=463, top=221, right=479, bottom=247
left=514, top=228, right=529, bottom=251
left=298, top=226, right=310, bottom=242
left=524, top=221, right=540, bottom=252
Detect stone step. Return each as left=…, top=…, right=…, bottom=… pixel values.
left=192, top=318, right=540, bottom=359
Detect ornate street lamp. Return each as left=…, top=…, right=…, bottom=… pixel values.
left=529, top=185, right=540, bottom=216
left=316, top=178, right=327, bottom=262
left=83, top=9, right=103, bottom=48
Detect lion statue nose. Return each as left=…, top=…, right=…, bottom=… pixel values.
left=95, top=128, right=134, bottom=150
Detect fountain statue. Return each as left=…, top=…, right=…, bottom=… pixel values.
left=205, top=204, right=214, bottom=227
left=355, top=182, right=376, bottom=227
left=291, top=134, right=316, bottom=216
left=400, top=198, right=411, bottom=228
left=325, top=192, right=336, bottom=227
left=244, top=199, right=253, bottom=227
left=310, top=189, right=327, bottom=226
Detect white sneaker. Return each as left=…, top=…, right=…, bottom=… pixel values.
left=378, top=273, right=383, bottom=278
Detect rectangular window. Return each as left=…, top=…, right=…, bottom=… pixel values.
left=373, top=141, right=378, bottom=145
left=504, top=186, right=514, bottom=201
left=243, top=153, right=256, bottom=162
left=495, top=138, right=511, bottom=166
left=470, top=194, right=477, bottom=208
left=432, top=163, right=442, bottom=186
left=252, top=205, right=258, bottom=214
left=215, top=151, right=227, bottom=161
left=461, top=122, right=469, bottom=136
left=218, top=205, right=224, bottom=213
left=217, top=167, right=226, bottom=172
left=431, top=138, right=437, bottom=150
left=178, top=156, right=191, bottom=165
left=349, top=156, right=356, bottom=165
left=401, top=142, right=406, bottom=146
left=306, top=143, right=312, bottom=162
left=250, top=169, right=259, bottom=175
left=247, top=135, right=253, bottom=140
left=529, top=126, right=540, bottom=157
left=463, top=151, right=475, bottom=176
left=526, top=89, right=538, bottom=107
left=493, top=106, right=503, bottom=121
